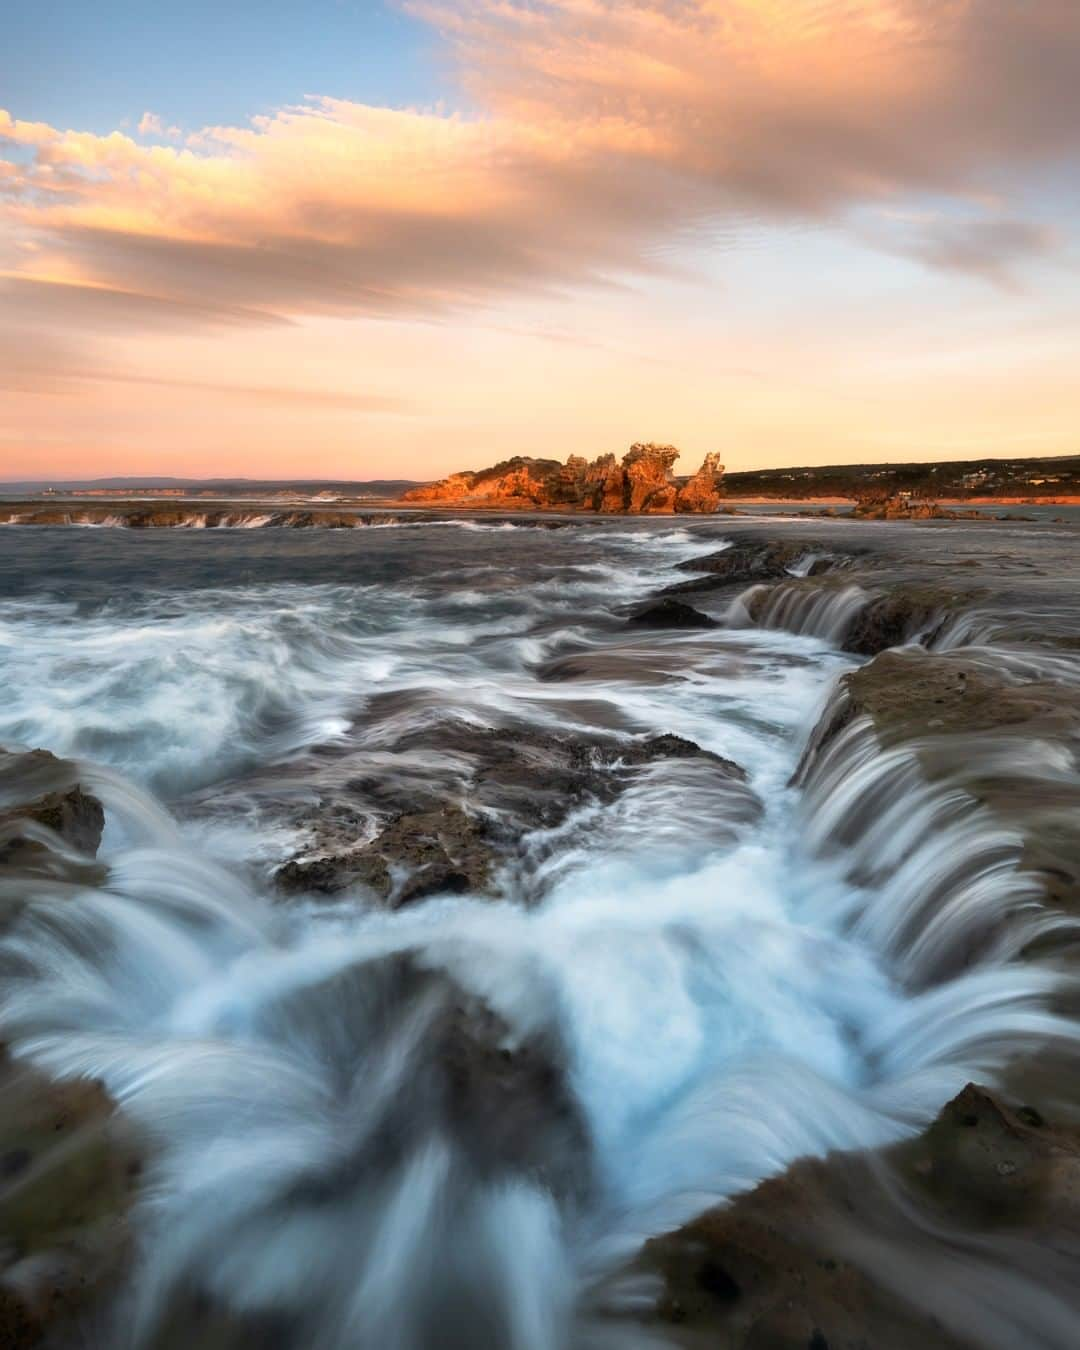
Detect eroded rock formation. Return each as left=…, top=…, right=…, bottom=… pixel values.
left=403, top=445, right=725, bottom=513
left=675, top=451, right=726, bottom=514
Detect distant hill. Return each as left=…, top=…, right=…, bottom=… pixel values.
left=0, top=477, right=423, bottom=498
left=724, top=453, right=1080, bottom=500
left=4, top=452, right=1079, bottom=502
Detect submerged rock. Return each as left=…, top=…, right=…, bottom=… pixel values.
left=0, top=752, right=137, bottom=1345
left=627, top=598, right=719, bottom=629
left=632, top=1083, right=1080, bottom=1350
left=142, top=951, right=588, bottom=1349
left=664, top=539, right=841, bottom=595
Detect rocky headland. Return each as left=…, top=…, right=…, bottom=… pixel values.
left=403, top=444, right=726, bottom=513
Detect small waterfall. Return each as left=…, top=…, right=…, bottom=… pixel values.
left=928, top=607, right=1005, bottom=650
left=2, top=522, right=1080, bottom=1348
left=794, top=672, right=1080, bottom=989
left=725, top=580, right=871, bottom=645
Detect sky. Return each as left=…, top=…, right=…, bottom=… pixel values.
left=2, top=0, right=1079, bottom=482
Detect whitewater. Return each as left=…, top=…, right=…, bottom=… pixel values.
left=0, top=516, right=1078, bottom=1348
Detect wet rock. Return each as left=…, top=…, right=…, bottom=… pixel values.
left=144, top=1300, right=295, bottom=1350
left=245, top=949, right=591, bottom=1210
left=276, top=802, right=495, bottom=905
left=0, top=749, right=105, bottom=867
left=843, top=584, right=982, bottom=656
left=0, top=1052, right=141, bottom=1347
left=674, top=539, right=832, bottom=578
left=827, top=648, right=1080, bottom=749
left=631, top=734, right=747, bottom=775
left=366, top=953, right=589, bottom=1196
left=852, top=495, right=986, bottom=521
left=634, top=1082, right=1080, bottom=1350
left=627, top=599, right=719, bottom=629
left=665, top=539, right=840, bottom=595
left=275, top=722, right=748, bottom=902
left=908, top=1083, right=1080, bottom=1228
left=800, top=647, right=1080, bottom=918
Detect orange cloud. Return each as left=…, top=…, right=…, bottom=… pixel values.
left=1, top=0, right=1079, bottom=482
left=1, top=1, right=1076, bottom=339
left=420, top=0, right=1080, bottom=210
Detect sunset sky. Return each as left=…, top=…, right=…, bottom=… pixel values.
left=3, top=1, right=1079, bottom=481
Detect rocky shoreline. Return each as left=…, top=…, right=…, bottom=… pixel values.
left=1, top=519, right=1078, bottom=1346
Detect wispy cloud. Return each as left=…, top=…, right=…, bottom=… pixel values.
left=874, top=216, right=1061, bottom=288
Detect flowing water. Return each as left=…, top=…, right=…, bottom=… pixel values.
left=0, top=518, right=1078, bottom=1348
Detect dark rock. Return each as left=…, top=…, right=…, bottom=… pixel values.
left=842, top=584, right=982, bottom=656
left=258, top=949, right=591, bottom=1204
left=275, top=721, right=750, bottom=903
left=0, top=1051, right=141, bottom=1348
left=852, top=495, right=986, bottom=521
left=631, top=734, right=746, bottom=777
left=634, top=1082, right=1080, bottom=1350
left=664, top=539, right=841, bottom=596
left=276, top=802, right=494, bottom=905
left=628, top=598, right=718, bottom=629
left=0, top=749, right=105, bottom=867
left=823, top=648, right=1080, bottom=750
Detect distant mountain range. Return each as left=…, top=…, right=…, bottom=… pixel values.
left=0, top=477, right=423, bottom=497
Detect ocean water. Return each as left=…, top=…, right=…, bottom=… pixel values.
left=0, top=518, right=1077, bottom=1348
